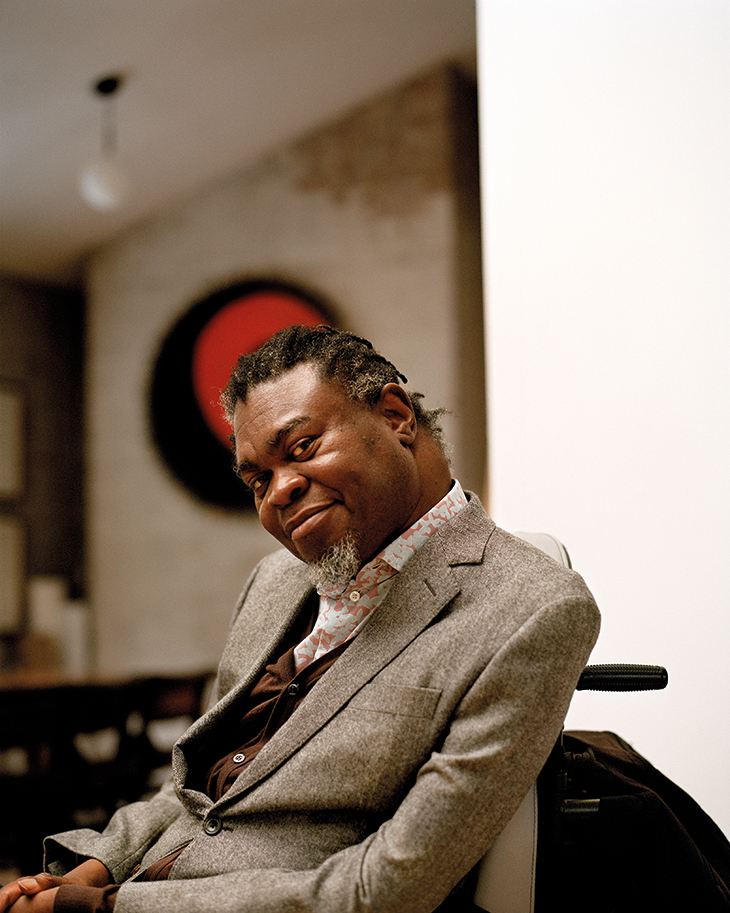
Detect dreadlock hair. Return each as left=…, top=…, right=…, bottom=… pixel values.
left=221, top=325, right=446, bottom=445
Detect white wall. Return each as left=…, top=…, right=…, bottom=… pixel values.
left=477, top=1, right=729, bottom=836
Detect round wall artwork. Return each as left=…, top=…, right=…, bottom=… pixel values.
left=149, top=280, right=333, bottom=509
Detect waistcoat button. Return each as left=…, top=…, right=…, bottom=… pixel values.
left=203, top=816, right=223, bottom=836
left=287, top=682, right=300, bottom=696
left=233, top=753, right=246, bottom=763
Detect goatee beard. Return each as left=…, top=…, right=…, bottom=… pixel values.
left=306, top=532, right=362, bottom=590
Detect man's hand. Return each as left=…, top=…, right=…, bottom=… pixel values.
left=0, top=874, right=61, bottom=911
left=0, top=859, right=112, bottom=911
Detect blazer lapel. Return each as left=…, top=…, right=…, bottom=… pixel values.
left=221, top=498, right=492, bottom=802
left=173, top=560, right=315, bottom=797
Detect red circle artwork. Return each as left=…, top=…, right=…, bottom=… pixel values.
left=192, top=292, right=326, bottom=447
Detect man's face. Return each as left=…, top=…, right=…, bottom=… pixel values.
left=232, top=363, right=421, bottom=566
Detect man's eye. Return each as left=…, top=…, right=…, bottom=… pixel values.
left=290, top=438, right=314, bottom=459
left=246, top=475, right=268, bottom=494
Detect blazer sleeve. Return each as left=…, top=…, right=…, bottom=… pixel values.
left=101, top=591, right=599, bottom=913
left=42, top=555, right=285, bottom=883
left=44, top=777, right=185, bottom=883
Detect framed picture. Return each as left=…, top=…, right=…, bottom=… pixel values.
left=0, top=383, right=24, bottom=499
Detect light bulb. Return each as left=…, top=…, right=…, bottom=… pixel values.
left=78, top=156, right=132, bottom=211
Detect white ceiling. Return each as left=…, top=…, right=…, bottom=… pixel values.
left=0, top=0, right=477, bottom=287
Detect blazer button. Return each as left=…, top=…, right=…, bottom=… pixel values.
left=203, top=816, right=223, bottom=836
left=287, top=682, right=300, bottom=696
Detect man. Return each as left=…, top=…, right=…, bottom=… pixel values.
left=0, top=326, right=599, bottom=912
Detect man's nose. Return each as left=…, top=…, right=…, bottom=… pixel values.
left=268, top=466, right=308, bottom=507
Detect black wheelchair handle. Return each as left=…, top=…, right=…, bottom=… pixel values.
left=577, top=663, right=668, bottom=692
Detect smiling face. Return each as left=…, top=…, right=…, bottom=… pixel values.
left=232, top=363, right=427, bottom=566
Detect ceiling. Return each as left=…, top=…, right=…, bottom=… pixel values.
left=0, top=0, right=477, bottom=287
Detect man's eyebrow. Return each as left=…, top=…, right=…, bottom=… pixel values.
left=234, top=458, right=258, bottom=478
left=235, top=416, right=312, bottom=477
left=264, top=416, right=310, bottom=451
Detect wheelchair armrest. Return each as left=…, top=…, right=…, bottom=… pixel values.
left=577, top=664, right=668, bottom=691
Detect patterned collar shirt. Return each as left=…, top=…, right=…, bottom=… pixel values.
left=293, top=480, right=468, bottom=670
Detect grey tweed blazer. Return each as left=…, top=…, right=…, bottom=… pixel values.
left=46, top=494, right=600, bottom=913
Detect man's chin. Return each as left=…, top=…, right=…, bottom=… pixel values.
left=304, top=532, right=362, bottom=589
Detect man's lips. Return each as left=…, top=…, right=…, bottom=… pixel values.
left=284, top=503, right=334, bottom=541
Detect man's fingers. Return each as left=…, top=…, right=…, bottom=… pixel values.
left=19, top=874, right=67, bottom=894
left=0, top=874, right=66, bottom=910
left=0, top=881, right=24, bottom=910
left=17, top=877, right=41, bottom=894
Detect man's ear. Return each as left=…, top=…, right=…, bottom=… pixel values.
left=377, top=384, right=417, bottom=444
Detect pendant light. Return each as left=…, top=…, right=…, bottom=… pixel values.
left=78, top=74, right=132, bottom=211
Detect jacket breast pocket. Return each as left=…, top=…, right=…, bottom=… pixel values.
left=346, top=683, right=441, bottom=719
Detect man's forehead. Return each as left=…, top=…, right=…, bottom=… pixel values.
left=236, top=365, right=352, bottom=417
left=232, top=367, right=345, bottom=443
left=247, top=362, right=326, bottom=400
left=232, top=400, right=311, bottom=443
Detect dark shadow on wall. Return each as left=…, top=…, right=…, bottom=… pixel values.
left=0, top=275, right=85, bottom=659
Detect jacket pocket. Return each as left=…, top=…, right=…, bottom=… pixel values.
left=347, top=683, right=441, bottom=718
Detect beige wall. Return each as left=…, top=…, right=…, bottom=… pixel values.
left=85, top=65, right=483, bottom=674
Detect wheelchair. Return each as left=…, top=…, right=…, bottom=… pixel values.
left=471, top=660, right=669, bottom=913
